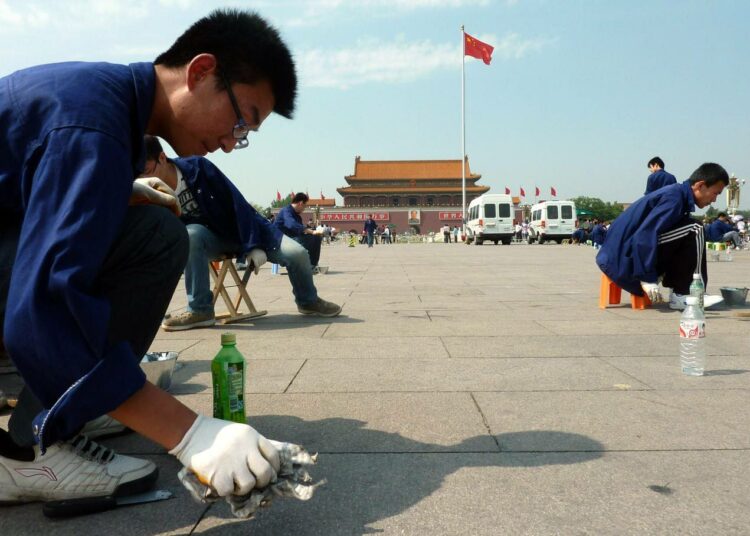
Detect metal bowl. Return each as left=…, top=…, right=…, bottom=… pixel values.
left=318, top=266, right=329, bottom=274
left=140, top=351, right=178, bottom=391
left=719, top=287, right=749, bottom=306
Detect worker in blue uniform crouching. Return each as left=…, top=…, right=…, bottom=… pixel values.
left=596, top=163, right=729, bottom=311
left=0, top=9, right=299, bottom=511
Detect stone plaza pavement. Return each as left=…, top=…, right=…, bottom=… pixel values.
left=2, top=240, right=750, bottom=535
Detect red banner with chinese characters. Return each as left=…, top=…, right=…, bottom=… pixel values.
left=320, top=212, right=389, bottom=222
left=438, top=212, right=463, bottom=220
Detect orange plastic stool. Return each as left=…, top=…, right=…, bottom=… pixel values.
left=599, top=273, right=651, bottom=310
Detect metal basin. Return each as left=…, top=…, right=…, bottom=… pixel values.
left=140, top=351, right=179, bottom=391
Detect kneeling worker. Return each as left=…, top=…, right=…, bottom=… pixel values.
left=596, top=163, right=728, bottom=310
left=142, top=136, right=342, bottom=332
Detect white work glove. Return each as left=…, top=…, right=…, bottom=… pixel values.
left=169, top=415, right=280, bottom=497
left=130, top=177, right=180, bottom=216
left=247, top=248, right=267, bottom=275
left=640, top=281, right=662, bottom=303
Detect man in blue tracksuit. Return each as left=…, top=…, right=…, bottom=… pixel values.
left=274, top=193, right=325, bottom=271
left=707, top=212, right=743, bottom=250
left=644, top=156, right=678, bottom=194
left=597, top=163, right=729, bottom=310
left=590, top=220, right=607, bottom=249
left=141, top=137, right=341, bottom=331
left=0, top=9, right=301, bottom=508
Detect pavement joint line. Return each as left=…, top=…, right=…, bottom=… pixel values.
left=189, top=503, right=214, bottom=535
left=283, top=359, right=308, bottom=394
left=438, top=337, right=452, bottom=358
left=320, top=323, right=332, bottom=338
left=470, top=392, right=502, bottom=452
left=596, top=357, right=655, bottom=390
left=308, top=447, right=750, bottom=455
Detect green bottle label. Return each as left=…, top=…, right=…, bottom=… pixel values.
left=211, top=341, right=247, bottom=424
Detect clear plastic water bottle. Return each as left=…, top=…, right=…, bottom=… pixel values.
left=689, top=272, right=705, bottom=310
left=725, top=248, right=733, bottom=262
left=679, top=296, right=705, bottom=376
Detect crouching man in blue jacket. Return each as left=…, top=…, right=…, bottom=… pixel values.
left=1, top=9, right=300, bottom=510
left=274, top=193, right=325, bottom=273
left=707, top=212, right=743, bottom=250
left=141, top=137, right=342, bottom=331
left=597, top=163, right=729, bottom=310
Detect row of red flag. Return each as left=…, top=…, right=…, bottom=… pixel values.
left=505, top=186, right=558, bottom=198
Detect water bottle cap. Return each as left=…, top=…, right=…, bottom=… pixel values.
left=685, top=297, right=698, bottom=305
left=221, top=332, right=236, bottom=345
left=692, top=273, right=702, bottom=279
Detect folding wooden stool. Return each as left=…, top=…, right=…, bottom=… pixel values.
left=209, top=255, right=267, bottom=324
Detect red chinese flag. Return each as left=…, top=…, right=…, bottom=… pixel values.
left=535, top=186, right=540, bottom=197
left=464, top=32, right=494, bottom=65
left=504, top=186, right=510, bottom=195
left=551, top=186, right=557, bottom=197
left=276, top=191, right=282, bottom=201
left=520, top=187, right=526, bottom=197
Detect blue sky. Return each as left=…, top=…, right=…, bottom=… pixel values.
left=2, top=0, right=748, bottom=210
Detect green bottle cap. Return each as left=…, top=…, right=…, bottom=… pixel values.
left=221, top=332, right=236, bottom=345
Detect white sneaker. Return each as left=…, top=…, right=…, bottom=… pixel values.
left=0, top=434, right=157, bottom=503
left=80, top=415, right=128, bottom=439
left=704, top=295, right=724, bottom=309
left=669, top=292, right=724, bottom=310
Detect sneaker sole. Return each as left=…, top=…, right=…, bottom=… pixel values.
left=161, top=319, right=216, bottom=332
left=0, top=465, right=158, bottom=505
left=297, top=307, right=342, bottom=318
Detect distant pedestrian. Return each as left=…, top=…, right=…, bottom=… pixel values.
left=364, top=214, right=377, bottom=247
left=452, top=226, right=459, bottom=243
left=645, top=156, right=677, bottom=194
left=441, top=224, right=450, bottom=243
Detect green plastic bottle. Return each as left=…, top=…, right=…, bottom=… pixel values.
left=211, top=332, right=246, bottom=424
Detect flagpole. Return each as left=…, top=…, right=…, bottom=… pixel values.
left=460, top=25, right=466, bottom=238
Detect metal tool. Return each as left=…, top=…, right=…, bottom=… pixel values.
left=43, top=489, right=173, bottom=518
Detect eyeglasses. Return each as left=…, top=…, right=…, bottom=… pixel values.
left=221, top=73, right=250, bottom=149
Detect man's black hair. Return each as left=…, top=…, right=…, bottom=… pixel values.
left=155, top=9, right=297, bottom=118
left=648, top=156, right=665, bottom=169
left=292, top=192, right=309, bottom=203
left=688, top=163, right=729, bottom=187
left=717, top=212, right=728, bottom=219
left=144, top=135, right=164, bottom=161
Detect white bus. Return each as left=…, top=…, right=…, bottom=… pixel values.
left=466, top=194, right=515, bottom=245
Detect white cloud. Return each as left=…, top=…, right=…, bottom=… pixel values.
left=281, top=0, right=492, bottom=27
left=0, top=1, right=51, bottom=28
left=298, top=32, right=551, bottom=89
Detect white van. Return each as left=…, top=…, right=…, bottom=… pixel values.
left=527, top=200, right=577, bottom=244
left=466, top=194, right=515, bottom=245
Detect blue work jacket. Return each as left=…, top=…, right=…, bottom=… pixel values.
left=364, top=219, right=378, bottom=234
left=591, top=224, right=607, bottom=245
left=0, top=61, right=155, bottom=451
left=706, top=219, right=734, bottom=242
left=596, top=181, right=696, bottom=296
left=173, top=158, right=282, bottom=253
left=644, top=169, right=678, bottom=194
left=274, top=204, right=306, bottom=238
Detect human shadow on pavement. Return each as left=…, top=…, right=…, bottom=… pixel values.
left=196, top=415, right=605, bottom=535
